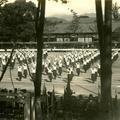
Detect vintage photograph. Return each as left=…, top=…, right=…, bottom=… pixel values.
left=0, top=0, right=119, bottom=120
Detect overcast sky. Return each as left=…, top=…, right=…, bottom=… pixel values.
left=8, top=0, right=120, bottom=17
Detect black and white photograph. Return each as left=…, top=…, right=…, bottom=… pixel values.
left=0, top=0, right=119, bottom=120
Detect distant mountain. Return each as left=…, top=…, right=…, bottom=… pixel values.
left=45, top=17, right=68, bottom=23
left=48, top=13, right=96, bottom=22
left=44, top=16, right=96, bottom=33
left=49, top=14, right=73, bottom=21
left=44, top=14, right=120, bottom=33
left=82, top=13, right=96, bottom=18
left=44, top=17, right=71, bottom=33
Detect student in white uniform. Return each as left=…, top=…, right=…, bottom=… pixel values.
left=90, top=67, right=95, bottom=83
left=66, top=60, right=70, bottom=69
left=19, top=55, right=23, bottom=64
left=17, top=65, right=23, bottom=81
left=23, top=63, right=28, bottom=78
left=10, top=58, right=15, bottom=69
left=2, top=59, right=6, bottom=71
left=58, top=61, right=62, bottom=76
left=44, top=62, right=48, bottom=74
left=67, top=66, right=74, bottom=82
left=48, top=67, right=53, bottom=82
left=52, top=64, right=57, bottom=79
left=76, top=62, right=80, bottom=76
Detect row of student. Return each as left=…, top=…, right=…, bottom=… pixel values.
left=42, top=50, right=100, bottom=82
left=43, top=49, right=119, bottom=82
left=17, top=49, right=116, bottom=82
left=90, top=50, right=119, bottom=83
left=0, top=49, right=48, bottom=69
left=0, top=49, right=119, bottom=83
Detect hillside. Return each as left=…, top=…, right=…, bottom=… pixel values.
left=44, top=16, right=96, bottom=33
left=44, top=16, right=120, bottom=34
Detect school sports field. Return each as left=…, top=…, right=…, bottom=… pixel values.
left=0, top=50, right=120, bottom=98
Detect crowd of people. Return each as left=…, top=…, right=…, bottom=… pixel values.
left=43, top=49, right=100, bottom=83
left=0, top=49, right=119, bottom=83
left=0, top=49, right=37, bottom=81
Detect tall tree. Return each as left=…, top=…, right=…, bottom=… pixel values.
left=69, top=9, right=80, bottom=33
left=34, top=0, right=68, bottom=119
left=34, top=0, right=46, bottom=119
left=0, top=0, right=36, bottom=42
left=95, top=0, right=112, bottom=119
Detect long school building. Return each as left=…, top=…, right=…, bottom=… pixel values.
left=0, top=32, right=120, bottom=49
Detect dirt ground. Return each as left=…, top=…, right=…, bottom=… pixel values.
left=0, top=51, right=120, bottom=98
left=1, top=50, right=120, bottom=120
